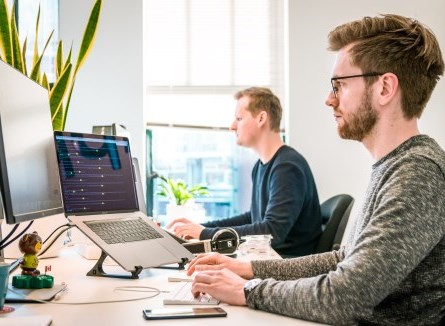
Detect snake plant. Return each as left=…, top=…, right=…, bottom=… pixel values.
left=0, top=0, right=102, bottom=131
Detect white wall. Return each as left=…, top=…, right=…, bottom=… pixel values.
left=58, top=0, right=445, bottom=211
left=59, top=0, right=145, bottom=173
left=288, top=0, right=445, bottom=207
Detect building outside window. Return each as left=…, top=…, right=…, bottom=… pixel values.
left=144, top=0, right=286, bottom=224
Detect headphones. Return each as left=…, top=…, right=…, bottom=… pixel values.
left=210, top=227, right=240, bottom=255
left=181, top=227, right=240, bottom=255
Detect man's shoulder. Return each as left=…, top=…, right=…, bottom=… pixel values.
left=393, top=135, right=445, bottom=177
left=273, top=145, right=308, bottom=165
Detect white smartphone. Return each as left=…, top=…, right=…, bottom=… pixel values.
left=142, top=307, right=227, bottom=320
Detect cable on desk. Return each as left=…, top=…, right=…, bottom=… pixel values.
left=8, top=286, right=166, bottom=305
left=114, top=286, right=170, bottom=294
left=42, top=223, right=73, bottom=244
left=38, top=224, right=74, bottom=257
left=0, top=223, right=19, bottom=246
left=0, top=221, right=34, bottom=250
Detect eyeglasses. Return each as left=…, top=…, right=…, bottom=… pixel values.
left=330, top=72, right=383, bottom=98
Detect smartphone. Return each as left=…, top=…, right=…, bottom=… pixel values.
left=142, top=307, right=227, bottom=320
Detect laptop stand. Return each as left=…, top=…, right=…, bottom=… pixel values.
left=87, top=250, right=143, bottom=279
left=87, top=251, right=190, bottom=278
left=154, top=257, right=188, bottom=270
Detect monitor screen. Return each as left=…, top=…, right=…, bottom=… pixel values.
left=53, top=132, right=139, bottom=215
left=0, top=60, right=63, bottom=224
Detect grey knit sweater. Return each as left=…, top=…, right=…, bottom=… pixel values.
left=248, top=135, right=445, bottom=325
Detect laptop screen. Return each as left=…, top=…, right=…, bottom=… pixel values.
left=54, top=131, right=139, bottom=215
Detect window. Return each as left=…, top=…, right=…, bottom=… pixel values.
left=14, top=0, right=59, bottom=82
left=144, top=0, right=285, bottom=223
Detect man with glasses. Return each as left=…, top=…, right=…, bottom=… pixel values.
left=185, top=14, right=445, bottom=324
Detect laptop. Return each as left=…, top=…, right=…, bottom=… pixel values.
left=53, top=131, right=193, bottom=274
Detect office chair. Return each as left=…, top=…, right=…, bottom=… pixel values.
left=315, top=194, right=354, bottom=253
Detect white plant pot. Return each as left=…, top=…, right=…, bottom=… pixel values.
left=166, top=202, right=206, bottom=223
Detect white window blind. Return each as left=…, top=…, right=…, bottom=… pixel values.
left=144, top=0, right=285, bottom=129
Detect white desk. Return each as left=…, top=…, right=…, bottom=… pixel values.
left=3, top=249, right=324, bottom=326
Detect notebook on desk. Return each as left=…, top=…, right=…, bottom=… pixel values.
left=53, top=131, right=193, bottom=275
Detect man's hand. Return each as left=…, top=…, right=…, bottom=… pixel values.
left=192, top=268, right=248, bottom=306
left=187, top=252, right=254, bottom=279
left=166, top=217, right=205, bottom=239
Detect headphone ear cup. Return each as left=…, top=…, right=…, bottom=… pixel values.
left=211, top=228, right=239, bottom=254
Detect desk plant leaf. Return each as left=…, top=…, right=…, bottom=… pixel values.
left=74, top=0, right=100, bottom=75
left=0, top=0, right=12, bottom=63
left=30, top=30, right=53, bottom=82
left=158, top=175, right=209, bottom=206
left=0, top=0, right=102, bottom=131
left=50, top=63, right=72, bottom=124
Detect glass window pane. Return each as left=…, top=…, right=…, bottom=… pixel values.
left=150, top=127, right=257, bottom=225
left=17, top=0, right=59, bottom=82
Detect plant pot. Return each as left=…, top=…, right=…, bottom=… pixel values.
left=166, top=202, right=206, bottom=223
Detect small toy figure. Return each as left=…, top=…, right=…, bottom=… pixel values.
left=18, top=231, right=42, bottom=276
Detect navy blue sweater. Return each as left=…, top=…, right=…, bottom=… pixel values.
left=200, top=145, right=322, bottom=257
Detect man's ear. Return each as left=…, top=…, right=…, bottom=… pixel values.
left=257, top=111, right=268, bottom=127
left=378, top=72, right=399, bottom=106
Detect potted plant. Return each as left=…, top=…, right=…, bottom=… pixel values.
left=0, top=0, right=102, bottom=131
left=157, top=175, right=209, bottom=221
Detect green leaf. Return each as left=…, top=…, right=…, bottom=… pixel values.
left=52, top=102, right=64, bottom=131
left=32, top=4, right=40, bottom=68
left=41, top=73, right=49, bottom=90
left=0, top=0, right=12, bottom=64
left=157, top=176, right=210, bottom=205
left=30, top=30, right=54, bottom=82
left=60, top=78, right=75, bottom=131
left=21, top=37, right=27, bottom=75
left=74, top=0, right=101, bottom=75
left=50, top=63, right=72, bottom=129
left=55, top=40, right=62, bottom=78
left=10, top=1, right=24, bottom=73
left=63, top=45, right=72, bottom=71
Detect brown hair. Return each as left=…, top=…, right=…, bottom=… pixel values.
left=328, top=14, right=444, bottom=118
left=234, top=87, right=282, bottom=132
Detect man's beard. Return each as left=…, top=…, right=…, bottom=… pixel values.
left=338, top=90, right=378, bottom=141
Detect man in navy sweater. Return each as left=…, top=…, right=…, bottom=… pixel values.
left=168, top=87, right=322, bottom=257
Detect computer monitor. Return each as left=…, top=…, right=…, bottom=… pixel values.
left=0, top=60, right=63, bottom=225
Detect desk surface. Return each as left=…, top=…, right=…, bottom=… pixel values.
left=3, top=249, right=324, bottom=326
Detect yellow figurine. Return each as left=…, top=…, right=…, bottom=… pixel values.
left=18, top=232, right=42, bottom=276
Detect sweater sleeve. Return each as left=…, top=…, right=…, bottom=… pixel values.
left=246, top=158, right=445, bottom=324
left=251, top=249, right=344, bottom=280
left=200, top=212, right=251, bottom=240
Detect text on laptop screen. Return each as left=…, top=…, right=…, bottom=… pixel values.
left=54, top=132, right=139, bottom=214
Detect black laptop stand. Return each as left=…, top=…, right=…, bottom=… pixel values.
left=87, top=250, right=189, bottom=279
left=87, top=250, right=143, bottom=279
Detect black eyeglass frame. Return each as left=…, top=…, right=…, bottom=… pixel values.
left=330, top=72, right=383, bottom=98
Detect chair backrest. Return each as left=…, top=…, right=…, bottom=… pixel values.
left=315, top=194, right=354, bottom=253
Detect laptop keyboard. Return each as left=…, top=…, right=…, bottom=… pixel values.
left=164, top=281, right=219, bottom=305
left=85, top=217, right=163, bottom=244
